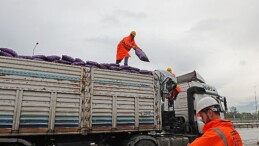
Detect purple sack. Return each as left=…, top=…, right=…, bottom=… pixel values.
left=128, top=66, right=140, bottom=72
left=129, top=70, right=139, bottom=74
left=99, top=64, right=108, bottom=69
left=139, top=70, right=152, bottom=75
left=56, top=60, right=72, bottom=65
left=33, top=58, right=45, bottom=61
left=0, top=48, right=18, bottom=57
left=75, top=58, right=84, bottom=62
left=46, top=55, right=60, bottom=61
left=109, top=66, right=121, bottom=71
left=135, top=49, right=150, bottom=62
left=105, top=64, right=120, bottom=70
left=62, top=55, right=75, bottom=62
left=121, top=69, right=131, bottom=73
left=108, top=63, right=120, bottom=67
left=99, top=63, right=109, bottom=66
left=85, top=64, right=99, bottom=68
left=71, top=61, right=86, bottom=66
left=120, top=65, right=131, bottom=70
left=32, top=55, right=47, bottom=60
left=86, top=61, right=100, bottom=67
left=87, top=65, right=99, bottom=68
left=17, top=55, right=33, bottom=59
left=0, top=51, right=13, bottom=57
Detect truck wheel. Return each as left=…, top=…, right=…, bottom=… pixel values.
left=135, top=140, right=156, bottom=146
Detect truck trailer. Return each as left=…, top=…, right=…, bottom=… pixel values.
left=0, top=56, right=227, bottom=146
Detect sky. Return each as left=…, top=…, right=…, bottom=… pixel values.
left=0, top=0, right=259, bottom=112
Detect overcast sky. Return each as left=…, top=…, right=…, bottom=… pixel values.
left=1, top=0, right=259, bottom=112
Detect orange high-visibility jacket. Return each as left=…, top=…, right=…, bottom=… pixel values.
left=166, top=85, right=182, bottom=100
left=116, top=35, right=138, bottom=61
left=190, top=119, right=243, bottom=146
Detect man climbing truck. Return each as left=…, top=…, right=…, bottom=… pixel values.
left=0, top=56, right=227, bottom=146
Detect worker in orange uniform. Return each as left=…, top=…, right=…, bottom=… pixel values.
left=189, top=97, right=243, bottom=146
left=166, top=67, right=181, bottom=100
left=167, top=67, right=176, bottom=77
left=116, top=31, right=140, bottom=66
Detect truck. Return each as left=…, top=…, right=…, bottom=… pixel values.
left=0, top=56, right=227, bottom=146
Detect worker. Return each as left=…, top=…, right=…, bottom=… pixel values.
left=116, top=31, right=140, bottom=66
left=166, top=85, right=181, bottom=100
left=167, top=67, right=176, bottom=77
left=189, top=97, right=243, bottom=146
left=166, top=67, right=181, bottom=100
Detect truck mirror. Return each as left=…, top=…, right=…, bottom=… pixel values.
left=223, top=97, right=228, bottom=111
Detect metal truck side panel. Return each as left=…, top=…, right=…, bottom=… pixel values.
left=0, top=56, right=82, bottom=94
left=0, top=56, right=161, bottom=136
left=0, top=56, right=83, bottom=136
left=0, top=89, right=17, bottom=133
left=89, top=69, right=160, bottom=132
left=53, top=93, right=82, bottom=132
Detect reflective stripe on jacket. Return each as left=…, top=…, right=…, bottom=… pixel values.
left=116, top=35, right=138, bottom=60
left=190, top=119, right=243, bottom=146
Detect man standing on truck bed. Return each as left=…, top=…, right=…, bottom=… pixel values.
left=116, top=31, right=140, bottom=66
left=189, top=97, right=243, bottom=146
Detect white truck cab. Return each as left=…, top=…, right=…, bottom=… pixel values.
left=172, top=71, right=227, bottom=135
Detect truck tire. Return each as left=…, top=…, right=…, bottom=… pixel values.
left=135, top=140, right=156, bottom=146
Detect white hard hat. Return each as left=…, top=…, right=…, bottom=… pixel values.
left=196, top=97, right=219, bottom=116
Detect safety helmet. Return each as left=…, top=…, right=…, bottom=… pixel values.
left=196, top=97, right=220, bottom=116
left=130, top=31, right=136, bottom=36
left=167, top=67, right=172, bottom=73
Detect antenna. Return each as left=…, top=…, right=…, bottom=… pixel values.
left=33, top=42, right=39, bottom=55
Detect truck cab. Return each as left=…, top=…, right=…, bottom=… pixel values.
left=172, top=71, right=227, bottom=137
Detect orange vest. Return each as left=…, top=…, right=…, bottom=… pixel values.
left=190, top=119, right=243, bottom=146
left=166, top=85, right=182, bottom=100
left=116, top=35, right=138, bottom=60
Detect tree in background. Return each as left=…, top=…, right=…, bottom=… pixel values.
left=225, top=106, right=258, bottom=121
left=226, top=106, right=239, bottom=120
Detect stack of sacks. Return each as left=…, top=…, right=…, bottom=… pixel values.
left=0, top=48, right=153, bottom=75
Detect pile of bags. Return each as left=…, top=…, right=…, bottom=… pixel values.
left=0, top=48, right=152, bottom=75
